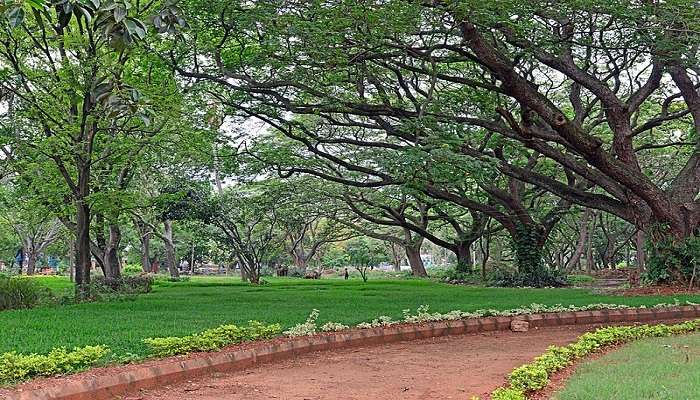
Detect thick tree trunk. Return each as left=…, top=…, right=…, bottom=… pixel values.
left=292, top=253, right=309, bottom=271
left=454, top=241, right=473, bottom=272
left=25, top=251, right=37, bottom=275
left=103, top=224, right=122, bottom=279
left=163, top=220, right=180, bottom=279
left=405, top=242, right=427, bottom=277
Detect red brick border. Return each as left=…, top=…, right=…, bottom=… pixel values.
left=8, top=305, right=700, bottom=400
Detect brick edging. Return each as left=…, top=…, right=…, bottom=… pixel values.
left=10, top=305, right=700, bottom=400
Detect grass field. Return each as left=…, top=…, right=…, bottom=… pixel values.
left=555, top=332, right=700, bottom=399
left=3, top=276, right=700, bottom=359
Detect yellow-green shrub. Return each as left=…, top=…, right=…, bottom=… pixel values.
left=0, top=345, right=109, bottom=384
left=143, top=321, right=282, bottom=357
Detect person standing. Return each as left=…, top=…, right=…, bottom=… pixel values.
left=344, top=268, right=349, bottom=280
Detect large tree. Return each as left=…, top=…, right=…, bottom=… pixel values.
left=168, top=0, right=700, bottom=282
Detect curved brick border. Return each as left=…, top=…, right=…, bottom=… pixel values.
left=9, top=305, right=700, bottom=400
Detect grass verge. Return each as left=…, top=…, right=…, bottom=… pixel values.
left=554, top=331, right=700, bottom=400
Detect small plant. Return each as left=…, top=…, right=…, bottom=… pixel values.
left=320, top=322, right=350, bottom=332
left=284, top=309, right=320, bottom=337
left=0, top=345, right=110, bottom=384
left=143, top=321, right=281, bottom=357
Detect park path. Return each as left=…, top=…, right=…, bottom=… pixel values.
left=133, top=324, right=597, bottom=400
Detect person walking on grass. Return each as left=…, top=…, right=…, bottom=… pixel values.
left=344, top=268, right=349, bottom=280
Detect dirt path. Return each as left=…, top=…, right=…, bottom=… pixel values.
left=133, top=325, right=599, bottom=400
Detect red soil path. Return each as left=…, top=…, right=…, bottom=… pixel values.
left=133, top=324, right=599, bottom=400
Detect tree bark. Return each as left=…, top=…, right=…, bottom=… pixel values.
left=75, top=200, right=92, bottom=297
left=405, top=241, right=427, bottom=277
left=103, top=224, right=122, bottom=279
left=25, top=251, right=37, bottom=275
left=162, top=220, right=180, bottom=279
left=636, top=230, right=646, bottom=271
left=455, top=241, right=473, bottom=272
left=566, top=209, right=591, bottom=272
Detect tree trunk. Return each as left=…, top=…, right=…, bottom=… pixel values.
left=636, top=230, right=646, bottom=271
left=566, top=209, right=591, bottom=272
left=405, top=242, right=427, bottom=277
left=25, top=251, right=37, bottom=275
left=75, top=201, right=92, bottom=298
left=292, top=252, right=309, bottom=271
left=104, top=224, right=122, bottom=279
left=454, top=241, right=473, bottom=272
left=390, top=243, right=403, bottom=271
left=163, top=220, right=180, bottom=279
left=141, top=233, right=151, bottom=273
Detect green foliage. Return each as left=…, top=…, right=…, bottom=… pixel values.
left=488, top=267, right=567, bottom=288
left=0, top=275, right=51, bottom=311
left=646, top=235, right=700, bottom=284
left=491, top=387, right=526, bottom=400
left=122, top=264, right=144, bottom=275
left=567, top=275, right=595, bottom=285
left=492, top=319, right=700, bottom=398
left=0, top=345, right=109, bottom=384
left=431, top=268, right=481, bottom=284
left=143, top=321, right=282, bottom=357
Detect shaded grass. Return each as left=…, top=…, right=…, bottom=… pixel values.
left=555, top=332, right=700, bottom=399
left=3, top=276, right=700, bottom=358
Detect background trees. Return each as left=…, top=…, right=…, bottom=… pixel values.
left=1, top=0, right=698, bottom=288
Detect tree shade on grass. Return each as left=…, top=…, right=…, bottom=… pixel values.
left=554, top=332, right=700, bottom=400
left=3, top=276, right=700, bottom=358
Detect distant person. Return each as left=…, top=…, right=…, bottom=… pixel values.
left=344, top=268, right=349, bottom=280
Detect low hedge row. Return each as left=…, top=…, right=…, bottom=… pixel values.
left=143, top=321, right=282, bottom=357
left=0, top=345, right=109, bottom=384
left=489, top=319, right=700, bottom=400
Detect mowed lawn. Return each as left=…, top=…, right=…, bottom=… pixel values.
left=4, top=276, right=700, bottom=358
left=555, top=332, right=700, bottom=399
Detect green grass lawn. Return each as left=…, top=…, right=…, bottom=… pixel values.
left=3, top=276, right=700, bottom=359
left=555, top=332, right=700, bottom=399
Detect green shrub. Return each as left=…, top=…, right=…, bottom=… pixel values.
left=122, top=264, right=144, bottom=275
left=431, top=268, right=481, bottom=284
left=491, top=387, right=526, bottom=400
left=491, top=319, right=700, bottom=399
left=143, top=321, right=282, bottom=357
left=488, top=267, right=567, bottom=288
left=566, top=274, right=595, bottom=285
left=0, top=345, right=109, bottom=384
left=0, top=275, right=51, bottom=311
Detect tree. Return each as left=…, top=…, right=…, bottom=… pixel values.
left=0, top=0, right=187, bottom=294
left=170, top=0, right=700, bottom=283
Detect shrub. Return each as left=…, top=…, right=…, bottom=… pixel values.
left=0, top=275, right=51, bottom=311
left=122, top=264, right=145, bottom=275
left=567, top=274, right=595, bottom=285
left=144, top=321, right=282, bottom=357
left=431, top=268, right=481, bottom=284
left=0, top=345, right=109, bottom=384
left=488, top=267, right=567, bottom=288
